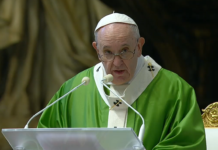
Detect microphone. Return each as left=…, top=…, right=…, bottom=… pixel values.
left=81, top=77, right=90, bottom=85
left=24, top=77, right=90, bottom=129
left=101, top=74, right=145, bottom=142
left=102, top=74, right=113, bottom=83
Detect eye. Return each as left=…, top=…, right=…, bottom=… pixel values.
left=103, top=50, right=113, bottom=55
left=121, top=48, right=129, bottom=53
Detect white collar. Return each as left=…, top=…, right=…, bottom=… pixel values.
left=93, top=55, right=162, bottom=107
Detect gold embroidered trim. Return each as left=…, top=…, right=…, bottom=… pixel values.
left=202, top=102, right=218, bottom=127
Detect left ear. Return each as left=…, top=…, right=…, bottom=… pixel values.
left=136, top=37, right=145, bottom=57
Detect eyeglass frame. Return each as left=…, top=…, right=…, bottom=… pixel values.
left=97, top=42, right=139, bottom=62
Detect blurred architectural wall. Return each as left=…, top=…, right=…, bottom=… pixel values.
left=0, top=0, right=112, bottom=149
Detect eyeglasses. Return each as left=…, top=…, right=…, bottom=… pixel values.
left=98, top=48, right=136, bottom=62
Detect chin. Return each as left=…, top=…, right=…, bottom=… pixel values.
left=112, top=78, right=129, bottom=85
left=112, top=82, right=123, bottom=85
left=110, top=73, right=132, bottom=85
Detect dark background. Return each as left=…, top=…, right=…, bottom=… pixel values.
left=100, top=0, right=218, bottom=110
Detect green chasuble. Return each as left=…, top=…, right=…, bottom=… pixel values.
left=38, top=67, right=206, bottom=150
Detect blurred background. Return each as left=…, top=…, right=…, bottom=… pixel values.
left=0, top=0, right=217, bottom=149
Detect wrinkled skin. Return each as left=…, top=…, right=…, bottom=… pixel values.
left=92, top=23, right=145, bottom=85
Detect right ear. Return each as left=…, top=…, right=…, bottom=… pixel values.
left=92, top=42, right=98, bottom=53
left=92, top=42, right=101, bottom=60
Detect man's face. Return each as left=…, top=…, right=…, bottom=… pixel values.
left=93, top=23, right=144, bottom=85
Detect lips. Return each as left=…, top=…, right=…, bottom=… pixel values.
left=113, top=70, right=125, bottom=75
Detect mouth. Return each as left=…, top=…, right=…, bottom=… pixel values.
left=113, top=70, right=125, bottom=75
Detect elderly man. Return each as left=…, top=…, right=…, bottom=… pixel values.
left=38, top=13, right=206, bottom=150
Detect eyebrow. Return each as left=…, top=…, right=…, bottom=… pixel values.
left=102, top=44, right=130, bottom=49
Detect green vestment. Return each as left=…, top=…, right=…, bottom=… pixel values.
left=38, top=67, right=206, bottom=150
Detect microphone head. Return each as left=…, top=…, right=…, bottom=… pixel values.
left=103, top=74, right=113, bottom=83
left=82, top=77, right=90, bottom=85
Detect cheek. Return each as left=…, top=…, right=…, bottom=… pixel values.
left=103, top=62, right=112, bottom=73
left=126, top=59, right=138, bottom=75
left=130, top=63, right=136, bottom=75
left=124, top=62, right=134, bottom=77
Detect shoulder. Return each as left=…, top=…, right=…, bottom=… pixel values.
left=150, top=68, right=195, bottom=103
left=151, top=69, right=198, bottom=115
left=57, top=66, right=95, bottom=93
left=65, top=67, right=95, bottom=84
left=157, top=68, right=193, bottom=89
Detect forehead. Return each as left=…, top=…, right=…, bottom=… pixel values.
left=97, top=23, right=136, bottom=49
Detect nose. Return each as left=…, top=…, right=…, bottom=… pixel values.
left=113, top=55, right=123, bottom=67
